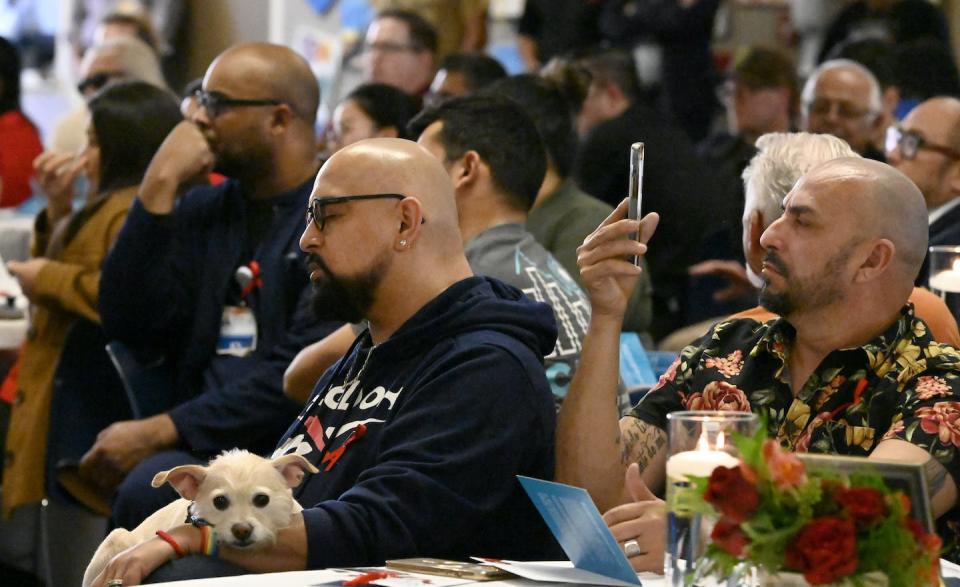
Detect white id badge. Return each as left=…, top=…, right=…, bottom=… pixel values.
left=216, top=306, right=258, bottom=357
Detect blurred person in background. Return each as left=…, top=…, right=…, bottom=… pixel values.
left=69, top=0, right=185, bottom=82
left=363, top=9, right=437, bottom=104
left=894, top=39, right=960, bottom=119
left=571, top=48, right=717, bottom=339
left=427, top=51, right=506, bottom=105
left=818, top=0, right=950, bottom=65
left=517, top=0, right=603, bottom=73
left=826, top=38, right=900, bottom=152
left=800, top=58, right=886, bottom=161
left=0, top=37, right=43, bottom=208
left=688, top=46, right=798, bottom=313
left=50, top=35, right=166, bottom=154
left=91, top=9, right=160, bottom=54
left=0, top=83, right=181, bottom=584
left=697, top=47, right=797, bottom=247
left=371, top=0, right=487, bottom=59
left=599, top=0, right=722, bottom=143
left=328, top=83, right=418, bottom=154
left=486, top=73, right=651, bottom=335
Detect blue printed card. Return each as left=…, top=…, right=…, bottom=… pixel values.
left=518, top=476, right=642, bottom=586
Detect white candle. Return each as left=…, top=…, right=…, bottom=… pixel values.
left=929, top=259, right=960, bottom=293
left=666, top=449, right=740, bottom=480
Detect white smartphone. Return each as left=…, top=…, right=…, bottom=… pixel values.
left=628, top=142, right=644, bottom=266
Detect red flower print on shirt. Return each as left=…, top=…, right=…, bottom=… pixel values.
left=916, top=401, right=960, bottom=448
left=684, top=381, right=750, bottom=412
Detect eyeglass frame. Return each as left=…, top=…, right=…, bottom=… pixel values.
left=802, top=97, right=877, bottom=121
left=364, top=40, right=426, bottom=54
left=77, top=71, right=125, bottom=95
left=886, top=125, right=960, bottom=161
left=195, top=90, right=284, bottom=118
left=306, top=193, right=414, bottom=232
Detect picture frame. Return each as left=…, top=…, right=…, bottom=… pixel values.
left=796, top=453, right=934, bottom=533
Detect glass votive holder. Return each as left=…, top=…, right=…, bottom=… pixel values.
left=664, top=410, right=758, bottom=586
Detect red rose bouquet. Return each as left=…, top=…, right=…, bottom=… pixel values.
left=677, top=425, right=942, bottom=586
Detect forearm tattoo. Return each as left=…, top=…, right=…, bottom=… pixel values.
left=620, top=419, right=667, bottom=468
left=923, top=456, right=949, bottom=497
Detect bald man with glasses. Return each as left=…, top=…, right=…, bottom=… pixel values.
left=886, top=96, right=960, bottom=285
left=90, top=138, right=560, bottom=586
left=86, top=42, right=340, bottom=530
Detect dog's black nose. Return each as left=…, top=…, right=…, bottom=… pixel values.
left=232, top=523, right=253, bottom=541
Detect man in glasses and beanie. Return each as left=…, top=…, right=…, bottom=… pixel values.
left=89, top=138, right=560, bottom=586
left=886, top=96, right=960, bottom=285
left=85, top=42, right=338, bottom=529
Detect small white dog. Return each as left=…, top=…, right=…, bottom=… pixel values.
left=83, top=449, right=317, bottom=587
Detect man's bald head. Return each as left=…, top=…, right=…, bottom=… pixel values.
left=928, top=97, right=960, bottom=149
left=207, top=43, right=319, bottom=124
left=302, top=138, right=471, bottom=328
left=802, top=157, right=928, bottom=279
left=886, top=96, right=960, bottom=210
left=316, top=138, right=462, bottom=246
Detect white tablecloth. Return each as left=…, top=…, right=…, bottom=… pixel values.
left=147, top=560, right=960, bottom=587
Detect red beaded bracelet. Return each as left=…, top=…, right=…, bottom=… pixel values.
left=155, top=530, right=188, bottom=558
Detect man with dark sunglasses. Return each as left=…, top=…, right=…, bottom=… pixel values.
left=886, top=96, right=960, bottom=285
left=87, top=42, right=339, bottom=530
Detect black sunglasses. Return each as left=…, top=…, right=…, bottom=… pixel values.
left=196, top=90, right=283, bottom=118
left=77, top=71, right=124, bottom=95
left=306, top=193, right=406, bottom=231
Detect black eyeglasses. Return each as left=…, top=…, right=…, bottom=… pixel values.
left=306, top=193, right=406, bottom=231
left=196, top=90, right=283, bottom=118
left=77, top=71, right=124, bottom=95
left=886, top=126, right=960, bottom=161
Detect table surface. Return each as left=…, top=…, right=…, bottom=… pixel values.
left=146, top=559, right=960, bottom=586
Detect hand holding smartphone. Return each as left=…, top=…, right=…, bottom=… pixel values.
left=628, top=142, right=644, bottom=266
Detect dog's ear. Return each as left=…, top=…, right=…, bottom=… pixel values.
left=151, top=464, right=207, bottom=500
left=272, top=454, right=319, bottom=488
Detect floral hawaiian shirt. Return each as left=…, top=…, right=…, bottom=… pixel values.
left=631, top=304, right=960, bottom=561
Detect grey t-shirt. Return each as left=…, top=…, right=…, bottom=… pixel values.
left=465, top=223, right=628, bottom=411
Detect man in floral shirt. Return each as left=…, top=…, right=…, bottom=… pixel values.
left=557, top=157, right=960, bottom=569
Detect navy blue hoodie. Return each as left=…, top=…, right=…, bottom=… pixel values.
left=272, top=276, right=561, bottom=568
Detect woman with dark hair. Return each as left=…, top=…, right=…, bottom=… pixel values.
left=328, top=83, right=419, bottom=153
left=0, top=36, right=43, bottom=208
left=2, top=81, right=182, bottom=521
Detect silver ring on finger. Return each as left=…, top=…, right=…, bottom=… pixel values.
left=623, top=538, right=643, bottom=558
left=107, top=580, right=124, bottom=587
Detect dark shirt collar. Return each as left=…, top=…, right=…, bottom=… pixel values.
left=759, top=304, right=915, bottom=368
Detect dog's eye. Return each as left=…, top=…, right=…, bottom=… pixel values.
left=252, top=494, right=270, bottom=508
left=213, top=495, right=230, bottom=510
